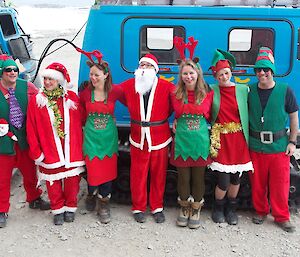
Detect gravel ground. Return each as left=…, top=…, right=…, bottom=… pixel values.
left=0, top=171, right=299, bottom=257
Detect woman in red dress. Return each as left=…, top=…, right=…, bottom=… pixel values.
left=209, top=49, right=253, bottom=225
left=80, top=57, right=121, bottom=224
left=171, top=59, right=213, bottom=229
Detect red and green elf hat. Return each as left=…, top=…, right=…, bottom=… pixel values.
left=253, top=47, right=276, bottom=74
left=209, top=49, right=236, bottom=75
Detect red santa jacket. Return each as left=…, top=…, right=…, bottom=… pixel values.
left=120, top=77, right=175, bottom=151
left=26, top=90, right=85, bottom=171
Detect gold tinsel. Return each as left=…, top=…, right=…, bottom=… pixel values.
left=43, top=87, right=65, bottom=139
left=210, top=122, right=242, bottom=158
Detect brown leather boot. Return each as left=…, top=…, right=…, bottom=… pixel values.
left=97, top=196, right=111, bottom=224
left=188, top=199, right=204, bottom=229
left=176, top=199, right=190, bottom=227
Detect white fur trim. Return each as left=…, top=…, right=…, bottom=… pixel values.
left=152, top=207, right=163, bottom=214
left=139, top=57, right=159, bottom=73
left=36, top=91, right=48, bottom=108
left=208, top=161, right=254, bottom=173
left=11, top=135, right=18, bottom=141
left=132, top=210, right=143, bottom=214
left=41, top=69, right=66, bottom=87
left=52, top=206, right=65, bottom=215
left=64, top=206, right=77, bottom=212
left=37, top=166, right=84, bottom=183
left=35, top=153, right=45, bottom=164
left=97, top=193, right=111, bottom=199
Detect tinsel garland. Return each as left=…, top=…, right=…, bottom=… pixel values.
left=210, top=122, right=242, bottom=158
left=43, top=87, right=65, bottom=139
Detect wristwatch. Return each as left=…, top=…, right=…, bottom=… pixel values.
left=289, top=140, right=297, bottom=146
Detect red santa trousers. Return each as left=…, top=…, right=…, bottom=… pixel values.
left=249, top=150, right=290, bottom=222
left=0, top=144, right=42, bottom=213
left=46, top=175, right=81, bottom=214
left=130, top=143, right=168, bottom=213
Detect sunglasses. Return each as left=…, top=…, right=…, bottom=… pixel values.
left=3, top=67, right=19, bottom=73
left=254, top=68, right=271, bottom=73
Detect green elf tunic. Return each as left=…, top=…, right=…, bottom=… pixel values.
left=170, top=90, right=213, bottom=167
left=80, top=87, right=119, bottom=186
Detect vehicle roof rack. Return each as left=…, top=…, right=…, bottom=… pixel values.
left=95, top=0, right=300, bottom=7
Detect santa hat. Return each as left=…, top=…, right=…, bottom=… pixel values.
left=41, top=62, right=71, bottom=89
left=253, top=47, right=276, bottom=74
left=139, top=53, right=159, bottom=73
left=210, top=49, right=236, bottom=75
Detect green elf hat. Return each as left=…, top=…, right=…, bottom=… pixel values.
left=0, top=56, right=18, bottom=76
left=209, top=49, right=236, bottom=75
left=253, top=47, right=276, bottom=74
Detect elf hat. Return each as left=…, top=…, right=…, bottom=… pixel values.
left=209, top=49, right=236, bottom=75
left=41, top=62, right=71, bottom=89
left=253, top=47, right=276, bottom=74
left=139, top=53, right=159, bottom=73
left=0, top=55, right=18, bottom=76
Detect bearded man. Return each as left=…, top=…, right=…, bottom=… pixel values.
left=119, top=54, right=175, bottom=223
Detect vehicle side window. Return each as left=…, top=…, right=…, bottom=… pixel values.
left=140, top=26, right=185, bottom=64
left=0, top=14, right=16, bottom=37
left=229, top=28, right=274, bottom=66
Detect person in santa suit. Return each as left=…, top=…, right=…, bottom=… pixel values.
left=26, top=62, right=85, bottom=226
left=79, top=54, right=123, bottom=224
left=0, top=55, right=50, bottom=229
left=208, top=49, right=253, bottom=225
left=119, top=53, right=175, bottom=223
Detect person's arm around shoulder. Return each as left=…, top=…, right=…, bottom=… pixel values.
left=286, top=111, right=299, bottom=156
left=27, top=81, right=39, bottom=99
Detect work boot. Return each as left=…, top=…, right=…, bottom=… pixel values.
left=275, top=220, right=296, bottom=233
left=0, top=212, right=8, bottom=228
left=64, top=211, right=75, bottom=223
left=85, top=194, right=96, bottom=211
left=212, top=198, right=226, bottom=223
left=188, top=199, right=204, bottom=229
left=97, top=196, right=111, bottom=224
left=53, top=213, right=64, bottom=226
left=176, top=199, right=190, bottom=227
left=133, top=212, right=146, bottom=223
left=29, top=197, right=50, bottom=210
left=153, top=211, right=165, bottom=223
left=225, top=198, right=239, bottom=225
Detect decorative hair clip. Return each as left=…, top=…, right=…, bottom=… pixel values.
left=173, top=36, right=199, bottom=64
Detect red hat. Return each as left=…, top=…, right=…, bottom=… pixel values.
left=41, top=62, right=71, bottom=88
left=0, top=118, right=9, bottom=125
left=139, top=53, right=159, bottom=73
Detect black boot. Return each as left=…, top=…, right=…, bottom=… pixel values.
left=225, top=198, right=238, bottom=225
left=212, top=198, right=226, bottom=223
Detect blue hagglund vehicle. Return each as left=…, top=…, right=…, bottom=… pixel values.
left=0, top=2, right=37, bottom=83
left=78, top=0, right=300, bottom=208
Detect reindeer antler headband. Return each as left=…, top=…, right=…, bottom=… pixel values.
left=173, top=36, right=199, bottom=62
left=76, top=48, right=109, bottom=73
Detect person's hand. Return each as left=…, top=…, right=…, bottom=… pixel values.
left=172, top=119, right=177, bottom=133
left=285, top=143, right=296, bottom=156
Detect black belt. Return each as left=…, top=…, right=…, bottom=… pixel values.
left=131, top=119, right=167, bottom=127
left=249, top=129, right=287, bottom=144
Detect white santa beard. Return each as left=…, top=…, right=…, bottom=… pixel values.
left=134, top=68, right=156, bottom=95
left=0, top=124, right=9, bottom=136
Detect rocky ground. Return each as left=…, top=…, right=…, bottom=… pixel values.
left=0, top=171, right=299, bottom=257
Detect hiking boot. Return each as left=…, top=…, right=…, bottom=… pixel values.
left=85, top=194, right=96, bottom=211
left=252, top=214, right=266, bottom=225
left=275, top=220, right=296, bottom=233
left=0, top=212, right=8, bottom=228
left=97, top=197, right=111, bottom=224
left=176, top=199, right=190, bottom=227
left=29, top=197, right=50, bottom=210
left=153, top=211, right=165, bottom=223
left=53, top=213, right=64, bottom=226
left=64, top=211, right=75, bottom=222
left=212, top=198, right=226, bottom=223
left=188, top=200, right=204, bottom=229
left=133, top=212, right=146, bottom=223
left=225, top=198, right=238, bottom=225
